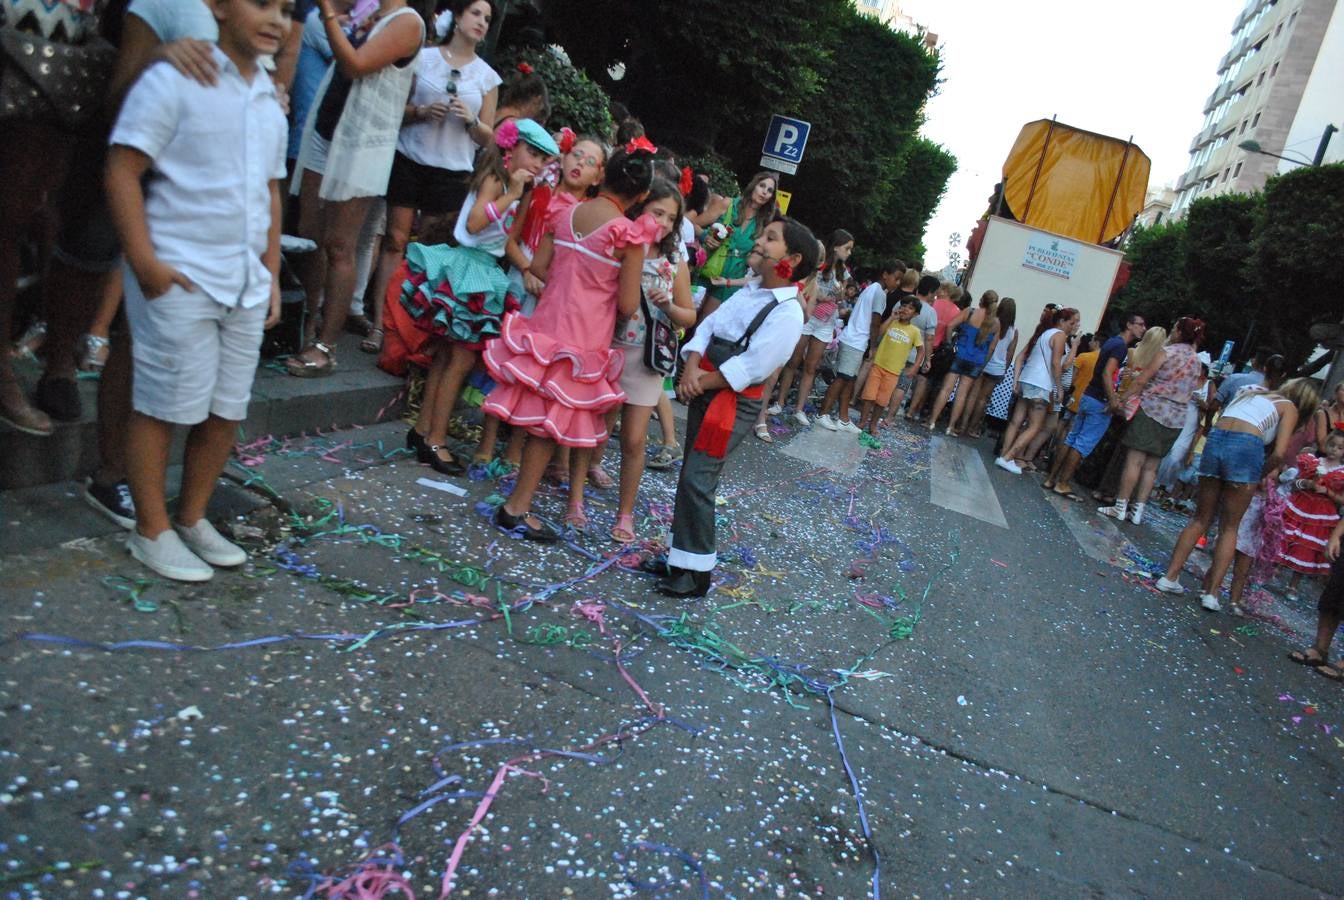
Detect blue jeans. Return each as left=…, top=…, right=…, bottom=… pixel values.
left=1063, top=394, right=1112, bottom=457
left=1199, top=428, right=1265, bottom=484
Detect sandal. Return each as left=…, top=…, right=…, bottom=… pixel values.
left=587, top=465, right=615, bottom=489
left=647, top=444, right=680, bottom=470
left=1316, top=662, right=1344, bottom=682
left=610, top=513, right=637, bottom=544
left=1289, top=648, right=1328, bottom=667
left=0, top=391, right=54, bottom=437
left=564, top=501, right=589, bottom=529
left=753, top=422, right=773, bottom=443
left=77, top=333, right=111, bottom=372
left=285, top=341, right=337, bottom=378
left=544, top=463, right=569, bottom=484
left=345, top=314, right=373, bottom=337
left=359, top=327, right=384, bottom=354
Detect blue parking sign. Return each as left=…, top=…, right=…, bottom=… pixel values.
left=761, top=115, right=811, bottom=174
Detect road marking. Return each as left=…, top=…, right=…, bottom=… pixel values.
left=1042, top=490, right=1131, bottom=565
left=779, top=425, right=868, bottom=476
left=929, top=437, right=1007, bottom=528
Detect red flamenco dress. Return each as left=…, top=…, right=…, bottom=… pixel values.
left=1279, top=454, right=1344, bottom=575
left=482, top=207, right=660, bottom=448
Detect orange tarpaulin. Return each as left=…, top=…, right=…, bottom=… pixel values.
left=1001, top=120, right=1150, bottom=245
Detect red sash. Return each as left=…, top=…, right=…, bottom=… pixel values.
left=691, top=357, right=764, bottom=459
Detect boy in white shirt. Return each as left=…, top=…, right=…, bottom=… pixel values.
left=656, top=218, right=819, bottom=597
left=813, top=262, right=905, bottom=433
left=106, top=0, right=291, bottom=582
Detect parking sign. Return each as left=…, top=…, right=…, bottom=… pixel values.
left=760, top=115, right=811, bottom=175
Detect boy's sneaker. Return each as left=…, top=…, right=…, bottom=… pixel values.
left=1154, top=576, right=1185, bottom=595
left=817, top=414, right=839, bottom=431
left=128, top=530, right=213, bottom=582
left=766, top=404, right=783, bottom=416
left=792, top=410, right=810, bottom=427
left=839, top=418, right=860, bottom=434
left=84, top=477, right=135, bottom=530
left=174, top=519, right=248, bottom=567
left=994, top=457, right=1022, bottom=475
left=1199, top=593, right=1222, bottom=612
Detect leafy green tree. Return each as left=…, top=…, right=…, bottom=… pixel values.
left=1252, top=163, right=1344, bottom=366
left=1181, top=192, right=1261, bottom=355
left=1111, top=221, right=1189, bottom=332
left=493, top=46, right=614, bottom=139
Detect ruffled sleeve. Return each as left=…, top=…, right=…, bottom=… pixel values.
left=1296, top=453, right=1321, bottom=479
left=543, top=192, right=579, bottom=235
left=1322, top=467, right=1344, bottom=493
left=607, top=212, right=662, bottom=251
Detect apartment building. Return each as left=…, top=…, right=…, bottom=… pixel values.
left=1170, top=0, right=1340, bottom=217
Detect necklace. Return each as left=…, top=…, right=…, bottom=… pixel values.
left=597, top=192, right=627, bottom=213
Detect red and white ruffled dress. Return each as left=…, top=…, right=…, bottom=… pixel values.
left=1279, top=455, right=1344, bottom=575
left=482, top=205, right=660, bottom=448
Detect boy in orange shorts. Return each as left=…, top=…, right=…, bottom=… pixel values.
left=859, top=296, right=924, bottom=435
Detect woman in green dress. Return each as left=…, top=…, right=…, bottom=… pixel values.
left=695, top=171, right=779, bottom=320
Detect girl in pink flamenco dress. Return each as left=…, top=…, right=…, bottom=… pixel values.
left=482, top=142, right=661, bottom=541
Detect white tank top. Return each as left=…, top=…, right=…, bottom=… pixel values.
left=1019, top=328, right=1060, bottom=390
left=983, top=325, right=1016, bottom=376
left=1222, top=386, right=1283, bottom=444
left=452, top=189, right=517, bottom=257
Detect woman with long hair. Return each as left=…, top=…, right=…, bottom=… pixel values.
left=1088, top=326, right=1167, bottom=502
left=995, top=307, right=1079, bottom=475
left=1157, top=377, right=1319, bottom=612
left=929, top=290, right=1000, bottom=434
left=1098, top=316, right=1206, bottom=525
left=695, top=170, right=778, bottom=319
left=960, top=298, right=1017, bottom=438
left=286, top=0, right=427, bottom=376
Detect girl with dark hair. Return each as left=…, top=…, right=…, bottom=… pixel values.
left=996, top=307, right=1079, bottom=475
left=358, top=0, right=500, bottom=354
left=287, top=0, right=427, bottom=377
left=481, top=143, right=660, bottom=541
left=806, top=231, right=865, bottom=432
left=494, top=61, right=549, bottom=125
left=1098, top=316, right=1206, bottom=525
left=400, top=119, right=558, bottom=475
left=608, top=178, right=697, bottom=542
left=962, top=298, right=1018, bottom=438
left=655, top=217, right=819, bottom=597
left=696, top=171, right=779, bottom=318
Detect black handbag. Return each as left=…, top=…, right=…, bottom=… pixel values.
left=705, top=300, right=779, bottom=370
left=0, top=26, right=116, bottom=125
left=641, top=289, right=679, bottom=376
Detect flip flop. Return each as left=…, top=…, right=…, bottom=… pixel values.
left=1289, top=648, right=1329, bottom=667
left=1314, top=662, right=1344, bottom=682
left=1052, top=488, right=1083, bottom=502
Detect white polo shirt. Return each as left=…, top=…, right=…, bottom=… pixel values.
left=110, top=48, right=288, bottom=309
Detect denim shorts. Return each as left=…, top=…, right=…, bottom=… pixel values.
left=950, top=357, right=984, bottom=378
left=1019, top=383, right=1053, bottom=404
left=1064, top=394, right=1113, bottom=457
left=1198, top=428, right=1265, bottom=484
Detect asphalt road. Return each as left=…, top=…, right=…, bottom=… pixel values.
left=1, top=414, right=1340, bottom=898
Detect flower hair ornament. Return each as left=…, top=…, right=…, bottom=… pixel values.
left=517, top=62, right=533, bottom=75
left=625, top=135, right=657, bottom=155
left=495, top=120, right=520, bottom=151
left=774, top=258, right=794, bottom=280
left=558, top=127, right=577, bottom=154
left=679, top=166, right=694, bottom=197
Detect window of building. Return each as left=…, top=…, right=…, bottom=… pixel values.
left=1233, top=161, right=1242, bottom=178
left=1270, top=60, right=1279, bottom=77
left=1239, top=119, right=1248, bottom=134
left=1275, top=22, right=1283, bottom=37
left=1257, top=72, right=1265, bottom=86
left=1222, top=168, right=1231, bottom=183
left=1252, top=111, right=1261, bottom=127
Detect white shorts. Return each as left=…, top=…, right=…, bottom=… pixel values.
left=1019, top=383, right=1053, bottom=404
left=123, top=268, right=267, bottom=425
left=800, top=314, right=836, bottom=342
left=835, top=342, right=864, bottom=379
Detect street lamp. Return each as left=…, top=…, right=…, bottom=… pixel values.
left=1239, top=123, right=1338, bottom=167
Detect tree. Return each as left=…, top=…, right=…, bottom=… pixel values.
left=1251, top=163, right=1344, bottom=367
left=493, top=45, right=614, bottom=139
left=1110, top=221, right=1189, bottom=332
left=1182, top=192, right=1260, bottom=356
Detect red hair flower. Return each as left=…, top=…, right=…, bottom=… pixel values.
left=775, top=259, right=794, bottom=280
left=625, top=136, right=657, bottom=155
left=517, top=62, right=533, bottom=75
left=495, top=119, right=519, bottom=151
left=558, top=127, right=576, bottom=154
left=679, top=166, right=694, bottom=197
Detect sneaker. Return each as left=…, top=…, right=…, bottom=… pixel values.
left=994, top=457, right=1022, bottom=475
left=792, top=410, right=810, bottom=427
left=84, top=477, right=135, bottom=530
left=1098, top=503, right=1128, bottom=521
left=1154, top=576, right=1186, bottom=595
left=1128, top=503, right=1145, bottom=525
left=839, top=419, right=861, bottom=434
left=817, top=414, right=839, bottom=431
left=128, top=530, right=213, bottom=582
left=1199, top=593, right=1222, bottom=612
left=174, top=519, right=248, bottom=567
left=766, top=404, right=783, bottom=416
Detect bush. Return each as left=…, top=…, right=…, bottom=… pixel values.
left=677, top=151, right=741, bottom=197
left=493, top=45, right=614, bottom=140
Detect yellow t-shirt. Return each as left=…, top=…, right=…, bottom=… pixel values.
left=873, top=321, right=923, bottom=374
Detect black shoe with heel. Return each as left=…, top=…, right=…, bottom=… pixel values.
left=493, top=506, right=560, bottom=542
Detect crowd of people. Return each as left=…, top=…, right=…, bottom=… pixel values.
left=3, top=0, right=1342, bottom=666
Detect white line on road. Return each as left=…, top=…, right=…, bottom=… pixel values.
left=929, top=436, right=1007, bottom=528
left=778, top=425, right=869, bottom=476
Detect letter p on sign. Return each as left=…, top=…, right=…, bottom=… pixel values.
left=774, top=125, right=800, bottom=156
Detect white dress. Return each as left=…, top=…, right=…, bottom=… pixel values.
left=320, top=7, right=423, bottom=202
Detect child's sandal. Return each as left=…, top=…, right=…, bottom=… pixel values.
left=610, top=514, right=636, bottom=544
left=564, top=502, right=588, bottom=529
left=286, top=341, right=337, bottom=378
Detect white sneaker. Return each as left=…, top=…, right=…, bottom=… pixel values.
left=994, top=457, right=1022, bottom=475
left=817, top=414, right=839, bottom=431
left=174, top=519, right=248, bottom=567
left=1098, top=502, right=1128, bottom=521
left=840, top=419, right=861, bottom=434
left=1154, top=576, right=1185, bottom=595
left=767, top=404, right=783, bottom=416
left=792, top=410, right=810, bottom=427
left=128, top=530, right=213, bottom=582
left=1200, top=593, right=1222, bottom=612
left=1128, top=503, right=1145, bottom=525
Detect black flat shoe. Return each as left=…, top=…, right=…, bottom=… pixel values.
left=639, top=554, right=672, bottom=577
left=427, top=445, right=465, bottom=476
left=656, top=568, right=711, bottom=598
left=407, top=428, right=425, bottom=451
left=493, top=506, right=560, bottom=542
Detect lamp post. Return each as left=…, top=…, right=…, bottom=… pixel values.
left=1238, top=122, right=1338, bottom=167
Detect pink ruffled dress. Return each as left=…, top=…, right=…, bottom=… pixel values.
left=482, top=205, right=660, bottom=447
